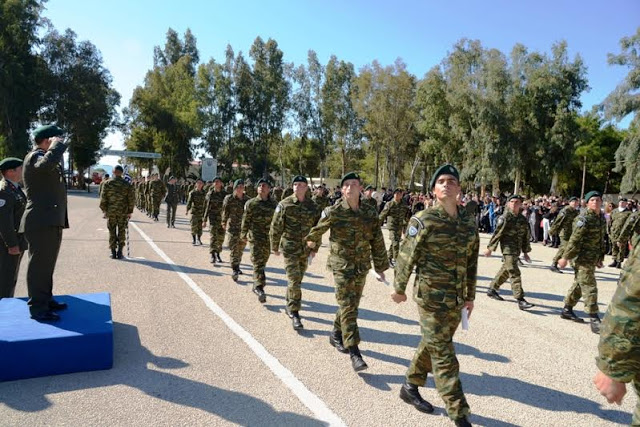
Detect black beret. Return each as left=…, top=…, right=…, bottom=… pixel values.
left=340, top=172, right=361, bottom=186
left=114, top=165, right=124, bottom=172
left=256, top=178, right=271, bottom=187
left=394, top=188, right=404, bottom=194
left=292, top=175, right=308, bottom=184
left=584, top=191, right=602, bottom=202
left=429, top=164, right=459, bottom=189
left=233, top=179, right=244, bottom=188
left=364, top=185, right=374, bottom=191
left=0, top=157, right=23, bottom=172
left=213, top=176, right=223, bottom=182
left=33, top=124, right=64, bottom=140
left=508, top=194, right=522, bottom=202
left=619, top=197, right=628, bottom=202
left=569, top=196, right=579, bottom=202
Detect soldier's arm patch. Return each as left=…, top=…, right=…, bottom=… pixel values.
left=576, top=218, right=585, bottom=228
left=0, top=199, right=5, bottom=208
left=275, top=204, right=283, bottom=213
left=497, top=216, right=504, bottom=226
left=407, top=225, right=418, bottom=237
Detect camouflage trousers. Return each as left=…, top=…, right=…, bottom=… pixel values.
left=208, top=216, right=224, bottom=253
left=552, top=239, right=568, bottom=264
left=107, top=215, right=128, bottom=250
left=633, top=377, right=639, bottom=426
left=166, top=202, right=177, bottom=226
left=407, top=303, right=469, bottom=420
left=250, top=237, right=271, bottom=288
left=151, top=198, right=162, bottom=217
left=612, top=242, right=629, bottom=263
left=387, top=229, right=402, bottom=261
left=332, top=268, right=367, bottom=348
left=227, top=229, right=246, bottom=270
left=190, top=214, right=203, bottom=236
left=564, top=264, right=599, bottom=314
left=490, top=255, right=524, bottom=299
left=284, top=252, right=309, bottom=312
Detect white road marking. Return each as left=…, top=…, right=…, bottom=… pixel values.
left=129, top=221, right=345, bottom=427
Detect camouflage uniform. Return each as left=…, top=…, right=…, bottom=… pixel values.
left=563, top=209, right=607, bottom=314
left=186, top=189, right=206, bottom=238
left=223, top=193, right=249, bottom=271
left=394, top=204, right=479, bottom=421
left=241, top=195, right=277, bottom=290
left=596, top=240, right=640, bottom=424
left=164, top=181, right=179, bottom=227
left=610, top=208, right=632, bottom=264
left=150, top=179, right=166, bottom=219
left=270, top=194, right=320, bottom=313
left=487, top=208, right=531, bottom=299
left=550, top=205, right=580, bottom=265
left=283, top=187, right=293, bottom=199
left=361, top=196, right=377, bottom=212
left=618, top=212, right=640, bottom=255
left=244, top=183, right=257, bottom=199
left=204, top=188, right=227, bottom=255
left=99, top=176, right=135, bottom=252
left=379, top=199, right=409, bottom=262
left=306, top=198, right=388, bottom=347
left=273, top=187, right=284, bottom=202
left=312, top=193, right=330, bottom=211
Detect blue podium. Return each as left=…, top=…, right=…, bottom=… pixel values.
left=0, top=293, right=113, bottom=382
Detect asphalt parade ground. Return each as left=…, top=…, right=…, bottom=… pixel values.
left=0, top=192, right=635, bottom=426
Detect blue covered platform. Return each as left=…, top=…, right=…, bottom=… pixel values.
left=0, top=293, right=113, bottom=382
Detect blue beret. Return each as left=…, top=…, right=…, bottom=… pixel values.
left=33, top=124, right=64, bottom=140
left=292, top=175, right=308, bottom=184
left=0, top=157, right=23, bottom=171
left=340, top=172, right=361, bottom=186
left=429, top=164, right=459, bottom=189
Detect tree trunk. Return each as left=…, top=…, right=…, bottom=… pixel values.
left=550, top=171, right=559, bottom=196
left=341, top=145, right=346, bottom=177
left=492, top=178, right=500, bottom=197
left=513, top=169, right=521, bottom=195
left=408, top=153, right=420, bottom=192
left=374, top=144, right=379, bottom=188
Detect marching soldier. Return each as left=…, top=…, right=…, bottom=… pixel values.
left=549, top=196, right=580, bottom=273
left=484, top=195, right=535, bottom=310
left=149, top=173, right=166, bottom=221
left=99, top=165, right=134, bottom=259
left=306, top=172, right=388, bottom=372
left=609, top=198, right=632, bottom=268
left=241, top=178, right=277, bottom=303
left=99, top=173, right=110, bottom=196
left=557, top=190, right=607, bottom=333
left=379, top=189, right=409, bottom=266
left=391, top=165, right=477, bottom=427
left=186, top=179, right=206, bottom=245
left=270, top=176, right=320, bottom=330
left=164, top=173, right=179, bottom=228
left=361, top=185, right=377, bottom=211
left=618, top=211, right=640, bottom=257
left=312, top=186, right=330, bottom=211
left=223, top=179, right=249, bottom=281
left=203, top=177, right=227, bottom=264
left=0, top=158, right=27, bottom=298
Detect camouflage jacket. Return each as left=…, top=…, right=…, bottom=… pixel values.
left=610, top=208, right=632, bottom=240
left=361, top=196, right=377, bottom=212
left=464, top=200, right=478, bottom=218
left=487, top=208, right=531, bottom=256
left=394, top=204, right=479, bottom=307
left=222, top=193, right=249, bottom=233
left=312, top=194, right=330, bottom=211
left=270, top=194, right=320, bottom=255
left=563, top=208, right=606, bottom=266
left=150, top=179, right=166, bottom=200
left=379, top=200, right=409, bottom=231
left=273, top=187, right=283, bottom=201
left=99, top=176, right=134, bottom=217
left=549, top=205, right=579, bottom=240
left=204, top=189, right=227, bottom=221
left=306, top=197, right=388, bottom=274
left=596, top=240, right=640, bottom=383
left=186, top=189, right=206, bottom=217
left=241, top=196, right=277, bottom=242
left=618, top=212, right=640, bottom=245
left=244, top=184, right=257, bottom=199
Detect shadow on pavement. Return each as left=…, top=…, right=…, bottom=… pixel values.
left=0, top=322, right=327, bottom=426
left=122, top=257, right=223, bottom=277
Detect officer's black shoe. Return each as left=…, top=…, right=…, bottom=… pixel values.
left=49, top=300, right=68, bottom=311
left=590, top=314, right=601, bottom=334
left=329, top=329, right=349, bottom=353
left=399, top=382, right=434, bottom=414
left=550, top=264, right=562, bottom=273
left=454, top=416, right=472, bottom=427
left=292, top=312, right=304, bottom=330
left=237, top=269, right=243, bottom=275
left=284, top=306, right=294, bottom=319
left=210, top=254, right=216, bottom=264
left=253, top=286, right=267, bottom=303
left=116, top=248, right=123, bottom=259
left=192, top=235, right=197, bottom=246
left=216, top=253, right=223, bottom=263
left=197, top=237, right=203, bottom=245
left=615, top=261, right=622, bottom=269
left=231, top=270, right=239, bottom=282
left=110, top=249, right=117, bottom=259
left=167, top=224, right=170, bottom=228
left=31, top=311, right=60, bottom=322
left=518, top=298, right=534, bottom=310
left=487, top=289, right=504, bottom=301
left=560, top=306, right=584, bottom=323
left=607, top=260, right=618, bottom=267
left=348, top=346, right=368, bottom=372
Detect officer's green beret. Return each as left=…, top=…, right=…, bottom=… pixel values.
left=569, top=196, right=578, bottom=202
left=364, top=185, right=374, bottom=191
left=508, top=194, right=522, bottom=202
left=584, top=191, right=602, bottom=202
left=292, top=175, right=307, bottom=184
left=429, top=164, right=459, bottom=189
left=233, top=179, right=244, bottom=189
left=340, top=172, right=361, bottom=186
left=33, top=124, right=65, bottom=141
left=213, top=176, right=223, bottom=183
left=256, top=178, right=271, bottom=187
left=114, top=165, right=124, bottom=172
left=394, top=188, right=404, bottom=194
left=0, top=157, right=23, bottom=172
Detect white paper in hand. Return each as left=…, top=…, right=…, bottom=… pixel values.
left=369, top=269, right=390, bottom=286
left=461, top=307, right=469, bottom=331
left=307, top=254, right=313, bottom=266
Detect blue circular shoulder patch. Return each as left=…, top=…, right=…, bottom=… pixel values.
left=408, top=225, right=418, bottom=237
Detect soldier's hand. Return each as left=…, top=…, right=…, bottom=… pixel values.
left=483, top=249, right=492, bottom=257
left=7, top=246, right=21, bottom=255
left=557, top=258, right=568, bottom=269
left=273, top=250, right=280, bottom=256
left=391, top=292, right=407, bottom=303
left=306, top=241, right=316, bottom=249
left=463, top=300, right=474, bottom=319
left=597, top=261, right=604, bottom=268
left=594, top=371, right=626, bottom=405
left=616, top=242, right=622, bottom=248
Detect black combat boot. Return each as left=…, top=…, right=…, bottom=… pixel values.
left=615, top=261, right=622, bottom=269
left=454, top=416, right=472, bottom=427
left=329, top=329, right=348, bottom=353
left=517, top=298, right=534, bottom=310
left=210, top=253, right=216, bottom=264
left=487, top=289, right=504, bottom=301
left=292, top=312, right=303, bottom=330
left=550, top=263, right=562, bottom=273
left=607, top=260, right=618, bottom=267
left=197, top=235, right=203, bottom=245
left=560, top=306, right=584, bottom=323
left=110, top=249, right=117, bottom=259
left=399, top=382, right=434, bottom=414
left=192, top=235, right=196, bottom=246
left=253, top=286, right=267, bottom=303
left=231, top=269, right=239, bottom=282
left=116, top=247, right=123, bottom=259
left=216, top=252, right=223, bottom=263
left=590, top=313, right=601, bottom=334
left=348, top=345, right=368, bottom=372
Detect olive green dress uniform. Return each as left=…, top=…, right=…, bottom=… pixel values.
left=610, top=208, right=632, bottom=264
left=164, top=181, right=179, bottom=227
left=186, top=188, right=206, bottom=239
left=270, top=194, right=320, bottom=313
left=99, top=175, right=135, bottom=254
left=204, top=187, right=227, bottom=256
left=20, top=133, right=69, bottom=317
left=562, top=208, right=607, bottom=315
left=379, top=199, right=409, bottom=262
left=223, top=192, right=249, bottom=271
left=550, top=204, right=580, bottom=265
left=306, top=197, right=388, bottom=348
left=0, top=174, right=27, bottom=298
left=394, top=204, right=479, bottom=421
left=596, top=239, right=640, bottom=424
left=487, top=208, right=531, bottom=300
left=241, top=195, right=277, bottom=291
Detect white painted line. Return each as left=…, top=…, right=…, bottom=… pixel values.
left=129, top=221, right=345, bottom=427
